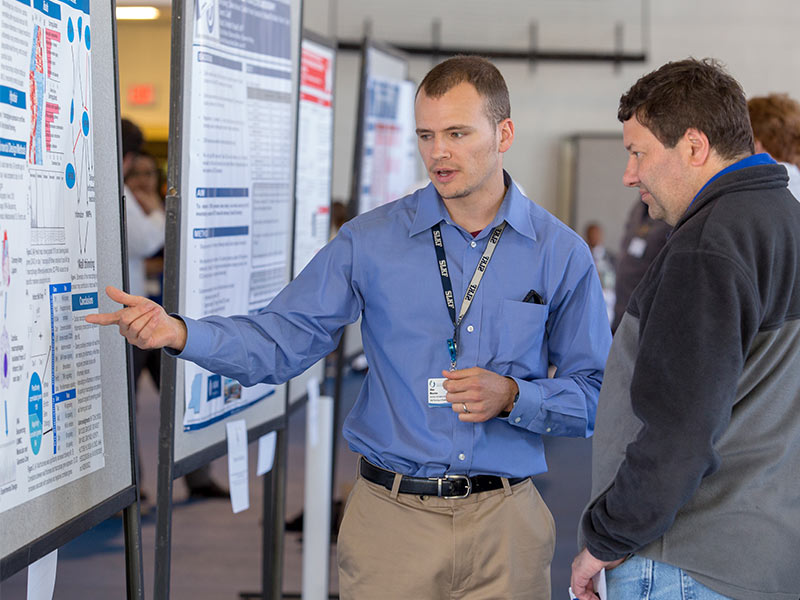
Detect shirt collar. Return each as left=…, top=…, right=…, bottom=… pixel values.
left=691, top=152, right=776, bottom=205
left=409, top=170, right=537, bottom=241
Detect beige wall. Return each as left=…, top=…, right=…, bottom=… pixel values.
left=117, top=18, right=172, bottom=141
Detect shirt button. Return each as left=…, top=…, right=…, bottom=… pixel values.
left=458, top=453, right=466, bottom=461
left=514, top=417, right=521, bottom=423
left=466, top=325, right=474, bottom=333
left=546, top=427, right=552, bottom=433
left=470, top=241, right=477, bottom=248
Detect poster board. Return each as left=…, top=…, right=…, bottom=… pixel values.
left=0, top=0, right=138, bottom=581
left=287, top=31, right=336, bottom=408
left=350, top=40, right=417, bottom=217
left=567, top=134, right=639, bottom=257
left=163, top=0, right=302, bottom=475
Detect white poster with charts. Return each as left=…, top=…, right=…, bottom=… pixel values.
left=181, top=0, right=295, bottom=431
left=293, top=37, right=334, bottom=276
left=0, top=0, right=103, bottom=513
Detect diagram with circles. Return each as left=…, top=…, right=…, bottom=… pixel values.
left=0, top=0, right=104, bottom=513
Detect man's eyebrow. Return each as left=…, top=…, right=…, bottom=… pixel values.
left=415, top=125, right=475, bottom=134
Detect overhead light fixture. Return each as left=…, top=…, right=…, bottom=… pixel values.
left=116, top=6, right=161, bottom=20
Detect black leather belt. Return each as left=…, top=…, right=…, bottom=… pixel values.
left=360, top=458, right=528, bottom=499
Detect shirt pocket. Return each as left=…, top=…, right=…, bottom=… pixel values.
left=484, top=299, right=549, bottom=374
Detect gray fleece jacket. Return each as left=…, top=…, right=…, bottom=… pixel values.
left=581, top=161, right=800, bottom=600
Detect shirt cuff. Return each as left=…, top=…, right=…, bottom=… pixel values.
left=504, top=377, right=545, bottom=429
left=162, top=314, right=204, bottom=361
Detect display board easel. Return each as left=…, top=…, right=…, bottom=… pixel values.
left=286, top=30, right=337, bottom=412
left=155, top=0, right=303, bottom=598
left=0, top=1, right=143, bottom=598
left=563, top=134, right=638, bottom=255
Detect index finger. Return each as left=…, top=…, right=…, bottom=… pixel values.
left=105, top=285, right=145, bottom=307
left=85, top=310, right=122, bottom=326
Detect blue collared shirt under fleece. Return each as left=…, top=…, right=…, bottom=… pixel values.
left=174, top=172, right=611, bottom=478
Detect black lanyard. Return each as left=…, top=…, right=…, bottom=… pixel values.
left=431, top=222, right=506, bottom=370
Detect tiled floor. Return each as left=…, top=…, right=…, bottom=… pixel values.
left=0, top=369, right=592, bottom=599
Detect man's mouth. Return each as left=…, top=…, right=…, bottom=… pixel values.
left=434, top=168, right=457, bottom=183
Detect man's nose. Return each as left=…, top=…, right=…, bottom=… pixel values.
left=431, top=136, right=451, bottom=160
left=622, top=156, right=639, bottom=187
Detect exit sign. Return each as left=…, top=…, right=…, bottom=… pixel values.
left=128, top=84, right=155, bottom=105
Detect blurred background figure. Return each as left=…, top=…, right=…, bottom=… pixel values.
left=121, top=117, right=227, bottom=500
left=124, top=151, right=165, bottom=305
left=612, top=200, right=671, bottom=333
left=329, top=200, right=349, bottom=240
left=584, top=222, right=616, bottom=323
left=748, top=93, right=800, bottom=200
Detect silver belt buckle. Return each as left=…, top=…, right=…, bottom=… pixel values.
left=434, top=474, right=472, bottom=499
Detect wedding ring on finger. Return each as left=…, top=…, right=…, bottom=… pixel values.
left=462, top=403, right=470, bottom=414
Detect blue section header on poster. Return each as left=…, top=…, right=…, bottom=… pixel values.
left=196, top=187, right=249, bottom=198
left=192, top=226, right=250, bottom=239
left=33, top=0, right=61, bottom=18
left=49, top=282, right=71, bottom=294
left=197, top=51, right=242, bottom=72
left=71, top=292, right=98, bottom=311
left=0, top=138, right=26, bottom=159
left=59, top=0, right=90, bottom=14
left=0, top=86, right=26, bottom=109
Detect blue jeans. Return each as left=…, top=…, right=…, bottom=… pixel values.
left=606, top=555, right=733, bottom=600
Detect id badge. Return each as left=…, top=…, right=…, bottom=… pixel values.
left=627, top=237, right=647, bottom=258
left=427, top=377, right=448, bottom=407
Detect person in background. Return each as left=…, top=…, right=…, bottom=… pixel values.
left=747, top=93, right=800, bottom=200
left=121, top=118, right=227, bottom=500
left=126, top=151, right=166, bottom=304
left=571, top=58, right=800, bottom=600
left=611, top=200, right=670, bottom=333
left=97, top=57, right=611, bottom=598
left=583, top=222, right=615, bottom=323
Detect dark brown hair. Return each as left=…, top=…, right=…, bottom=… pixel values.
left=618, top=58, right=754, bottom=160
left=748, top=94, right=800, bottom=165
left=417, top=55, right=510, bottom=124
left=120, top=117, right=143, bottom=158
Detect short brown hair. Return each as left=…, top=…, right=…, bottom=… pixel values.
left=748, top=94, right=800, bottom=165
left=618, top=58, right=754, bottom=160
left=417, top=55, right=510, bottom=124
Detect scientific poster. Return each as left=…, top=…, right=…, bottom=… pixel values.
left=0, top=0, right=104, bottom=513
left=182, top=0, right=295, bottom=430
left=293, top=37, right=334, bottom=276
left=357, top=76, right=417, bottom=215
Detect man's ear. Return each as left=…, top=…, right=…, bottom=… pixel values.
left=498, top=118, right=514, bottom=154
left=684, top=128, right=711, bottom=166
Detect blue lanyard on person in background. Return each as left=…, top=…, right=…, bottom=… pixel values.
left=431, top=222, right=506, bottom=370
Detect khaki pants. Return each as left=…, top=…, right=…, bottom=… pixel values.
left=337, top=468, right=555, bottom=599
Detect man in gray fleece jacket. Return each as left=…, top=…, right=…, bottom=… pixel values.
left=571, top=58, right=800, bottom=600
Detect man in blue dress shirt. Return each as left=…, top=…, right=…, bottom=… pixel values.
left=89, top=56, right=611, bottom=599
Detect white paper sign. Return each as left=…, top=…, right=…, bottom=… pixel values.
left=27, top=549, right=57, bottom=600
left=256, top=431, right=277, bottom=476
left=226, top=419, right=249, bottom=513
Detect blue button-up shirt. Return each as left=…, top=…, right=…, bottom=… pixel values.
left=176, top=173, right=611, bottom=478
